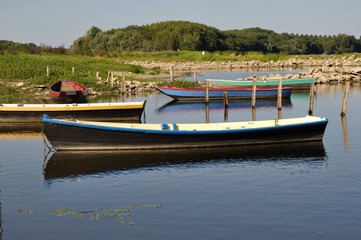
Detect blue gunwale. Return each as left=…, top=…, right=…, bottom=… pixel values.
left=43, top=114, right=328, bottom=136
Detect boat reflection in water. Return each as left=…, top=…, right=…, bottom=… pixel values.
left=0, top=123, right=43, bottom=134
left=43, top=141, right=327, bottom=181
left=157, top=98, right=292, bottom=113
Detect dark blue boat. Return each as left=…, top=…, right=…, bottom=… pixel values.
left=43, top=114, right=328, bottom=151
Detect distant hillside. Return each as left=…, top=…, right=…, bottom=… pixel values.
left=0, top=40, right=66, bottom=54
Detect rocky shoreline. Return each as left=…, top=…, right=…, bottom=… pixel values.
left=126, top=55, right=361, bottom=84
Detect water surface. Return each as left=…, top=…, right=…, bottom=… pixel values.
left=1, top=73, right=361, bottom=240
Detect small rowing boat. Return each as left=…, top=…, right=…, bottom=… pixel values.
left=0, top=101, right=146, bottom=123
left=49, top=80, right=89, bottom=100
left=43, top=114, right=328, bottom=151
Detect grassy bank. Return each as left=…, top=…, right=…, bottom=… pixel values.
left=1, top=51, right=360, bottom=102
left=0, top=53, right=164, bottom=86
left=0, top=53, right=167, bottom=102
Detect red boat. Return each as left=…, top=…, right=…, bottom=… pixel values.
left=49, top=80, right=89, bottom=100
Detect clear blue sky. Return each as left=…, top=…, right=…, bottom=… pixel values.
left=1, top=0, right=361, bottom=48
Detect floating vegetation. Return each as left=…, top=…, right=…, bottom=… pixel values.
left=18, top=204, right=162, bottom=225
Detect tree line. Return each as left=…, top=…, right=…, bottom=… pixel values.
left=2, top=21, right=361, bottom=55
left=70, top=21, right=361, bottom=55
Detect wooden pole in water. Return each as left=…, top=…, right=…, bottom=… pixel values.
left=252, top=80, right=257, bottom=108
left=277, top=79, right=282, bottom=111
left=205, top=81, right=209, bottom=105
left=308, top=84, right=315, bottom=115
left=252, top=108, right=256, bottom=121
left=341, top=115, right=349, bottom=148
left=223, top=92, right=229, bottom=121
left=223, top=92, right=229, bottom=108
left=224, top=108, right=228, bottom=121
left=341, top=81, right=350, bottom=117
left=193, top=70, right=197, bottom=82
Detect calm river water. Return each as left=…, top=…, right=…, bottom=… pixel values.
left=1, top=71, right=361, bottom=240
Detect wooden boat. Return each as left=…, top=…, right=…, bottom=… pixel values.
left=49, top=80, right=89, bottom=99
left=43, top=114, right=328, bottom=151
left=156, top=86, right=293, bottom=101
left=206, top=77, right=316, bottom=90
left=44, top=142, right=326, bottom=180
left=0, top=101, right=146, bottom=123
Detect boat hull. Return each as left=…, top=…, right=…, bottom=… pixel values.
left=49, top=80, right=89, bottom=99
left=156, top=87, right=293, bottom=101
left=43, top=115, right=328, bottom=151
left=207, top=78, right=316, bottom=90
left=0, top=101, right=146, bottom=123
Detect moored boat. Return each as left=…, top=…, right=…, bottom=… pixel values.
left=43, top=114, right=328, bottom=151
left=156, top=86, right=293, bottom=101
left=207, top=77, right=316, bottom=90
left=0, top=101, right=146, bottom=123
left=49, top=80, right=89, bottom=100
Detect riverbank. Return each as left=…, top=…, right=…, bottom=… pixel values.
left=2, top=56, right=361, bottom=103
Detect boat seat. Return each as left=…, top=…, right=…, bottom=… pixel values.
left=61, top=85, right=77, bottom=95
left=61, top=85, right=76, bottom=91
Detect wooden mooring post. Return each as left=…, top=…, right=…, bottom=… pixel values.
left=277, top=79, right=282, bottom=111
left=223, top=92, right=229, bottom=108
left=252, top=108, right=256, bottom=121
left=308, top=84, right=315, bottom=115
left=251, top=80, right=257, bottom=108
left=341, top=81, right=350, bottom=117
left=223, top=92, right=229, bottom=121
left=341, top=115, right=349, bottom=148
left=205, top=81, right=209, bottom=104
left=205, top=104, right=209, bottom=123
